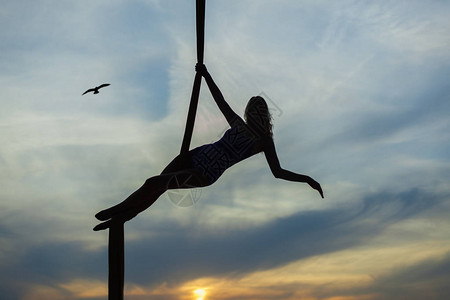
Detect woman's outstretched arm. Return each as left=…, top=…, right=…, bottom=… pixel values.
left=263, top=137, right=324, bottom=198
left=196, top=64, right=243, bottom=126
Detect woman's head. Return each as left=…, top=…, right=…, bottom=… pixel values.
left=244, top=96, right=273, bottom=137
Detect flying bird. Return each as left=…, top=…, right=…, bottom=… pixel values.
left=82, top=83, right=110, bottom=95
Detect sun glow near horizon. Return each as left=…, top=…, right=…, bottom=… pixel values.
left=194, top=288, right=207, bottom=300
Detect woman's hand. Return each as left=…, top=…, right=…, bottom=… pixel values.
left=308, top=177, right=324, bottom=198
left=195, top=63, right=208, bottom=76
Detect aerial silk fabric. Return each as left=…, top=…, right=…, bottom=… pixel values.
left=180, top=0, right=206, bottom=154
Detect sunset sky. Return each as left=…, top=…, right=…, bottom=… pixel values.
left=1, top=1, right=450, bottom=299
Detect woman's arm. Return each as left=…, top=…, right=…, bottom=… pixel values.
left=263, top=137, right=324, bottom=198
left=196, top=64, right=243, bottom=126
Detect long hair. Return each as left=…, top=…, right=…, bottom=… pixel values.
left=244, top=96, right=273, bottom=137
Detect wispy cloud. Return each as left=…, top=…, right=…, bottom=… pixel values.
left=1, top=187, right=446, bottom=299
left=1, top=0, right=450, bottom=299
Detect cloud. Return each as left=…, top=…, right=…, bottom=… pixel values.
left=369, top=252, right=450, bottom=300
left=0, top=241, right=106, bottom=300
left=1, top=187, right=444, bottom=299
left=1, top=1, right=450, bottom=299
left=118, top=188, right=443, bottom=286
left=322, top=252, right=450, bottom=300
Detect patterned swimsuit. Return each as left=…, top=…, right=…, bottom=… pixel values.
left=191, top=124, right=259, bottom=184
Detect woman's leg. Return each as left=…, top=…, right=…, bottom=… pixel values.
left=94, top=149, right=210, bottom=229
left=94, top=170, right=207, bottom=231
left=96, top=152, right=185, bottom=220
left=96, top=169, right=206, bottom=219
left=95, top=177, right=161, bottom=221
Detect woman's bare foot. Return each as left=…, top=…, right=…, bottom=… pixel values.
left=93, top=210, right=138, bottom=231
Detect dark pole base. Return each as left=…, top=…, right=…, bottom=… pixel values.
left=108, top=222, right=124, bottom=300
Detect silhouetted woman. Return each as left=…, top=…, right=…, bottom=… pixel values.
left=94, top=64, right=323, bottom=230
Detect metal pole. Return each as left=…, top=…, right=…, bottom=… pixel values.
left=108, top=222, right=124, bottom=300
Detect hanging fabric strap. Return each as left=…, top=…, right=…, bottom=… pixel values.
left=196, top=0, right=205, bottom=65
left=180, top=0, right=206, bottom=154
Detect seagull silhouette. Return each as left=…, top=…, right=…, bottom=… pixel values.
left=82, top=83, right=110, bottom=95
